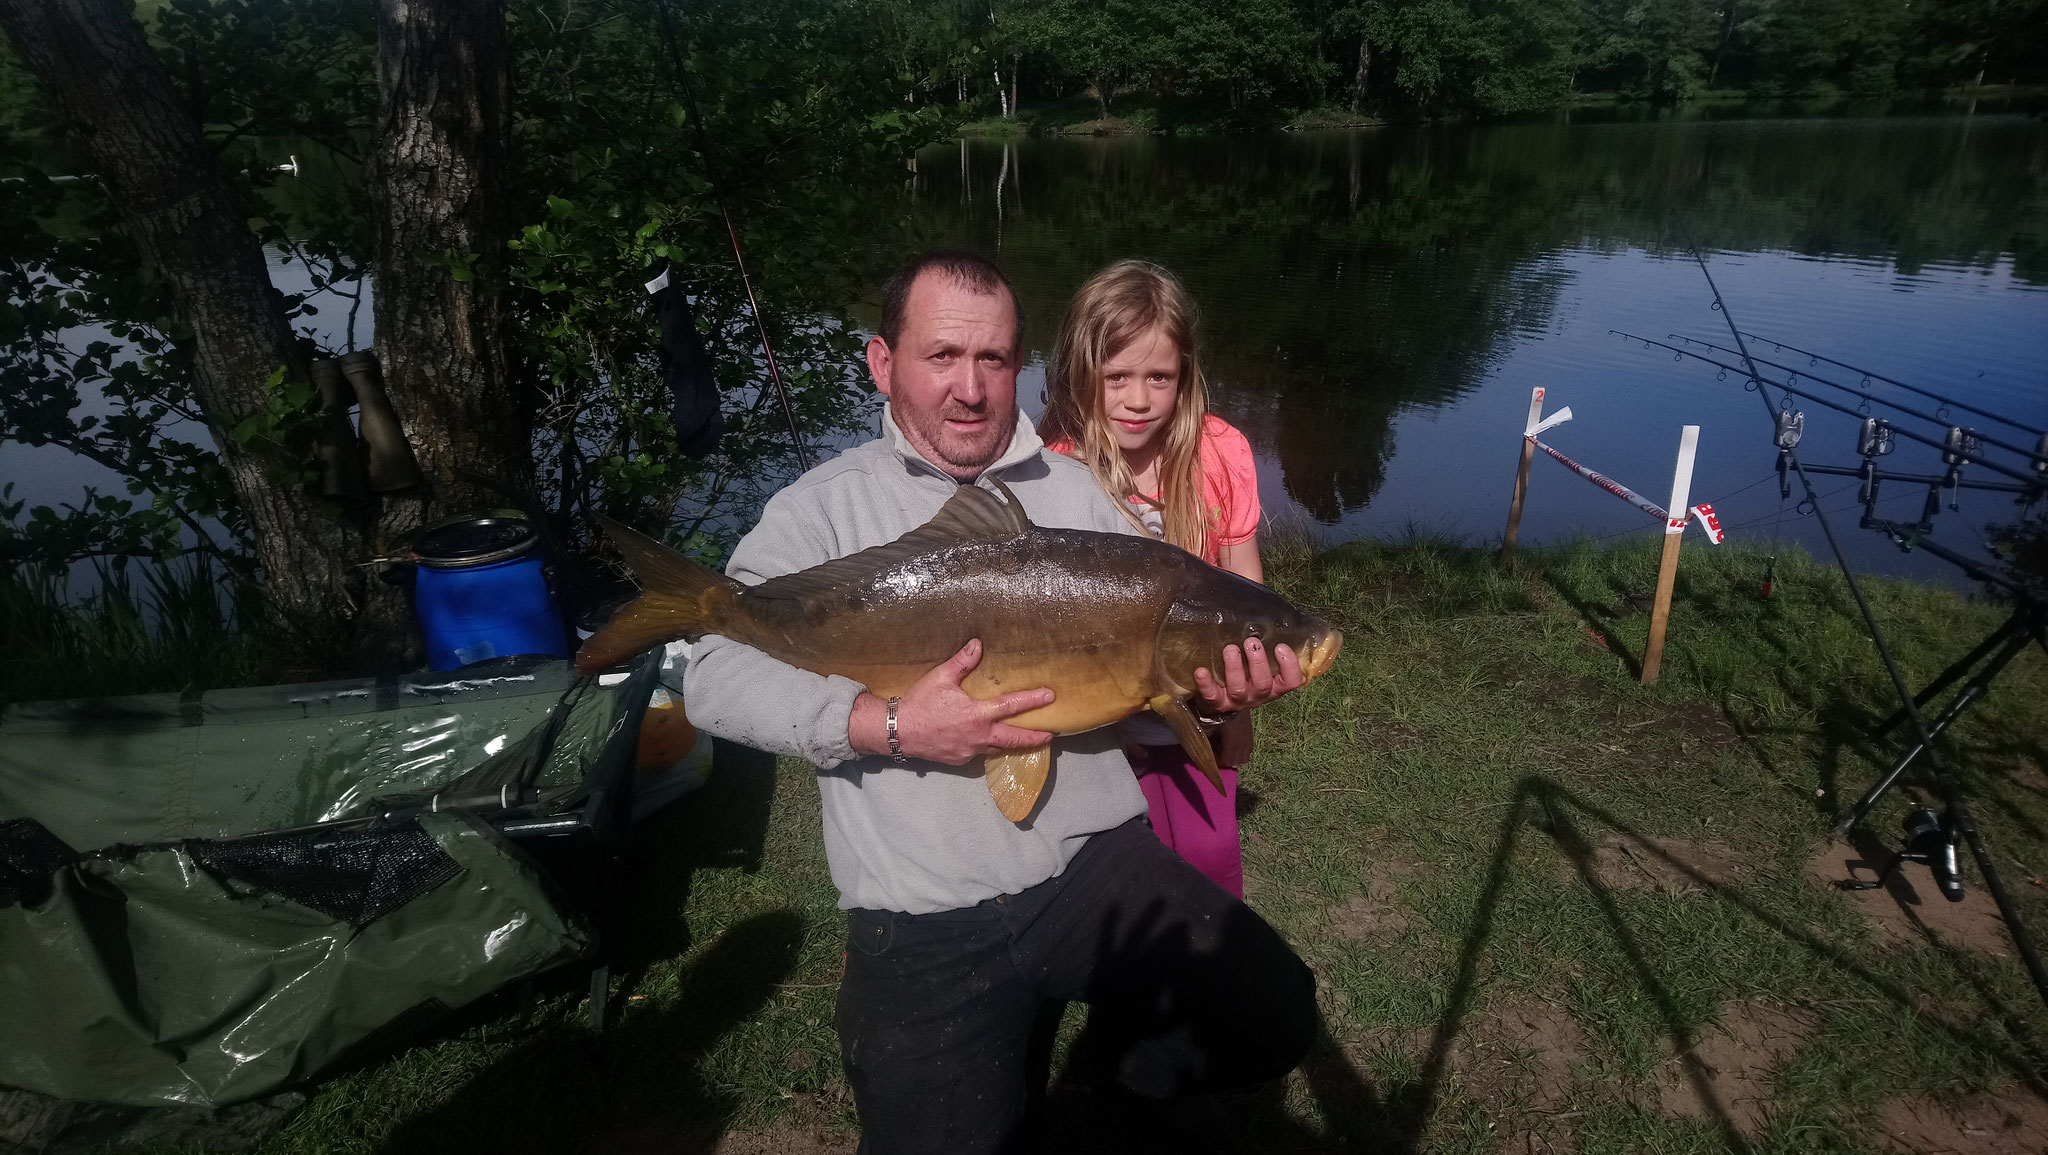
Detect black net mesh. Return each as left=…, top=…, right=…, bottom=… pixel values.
left=0, top=818, right=76, bottom=909
left=188, top=820, right=461, bottom=926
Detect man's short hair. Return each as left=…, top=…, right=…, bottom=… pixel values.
left=878, top=249, right=1024, bottom=351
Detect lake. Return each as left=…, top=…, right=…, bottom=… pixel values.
left=10, top=111, right=2045, bottom=590
left=899, top=113, right=2048, bottom=585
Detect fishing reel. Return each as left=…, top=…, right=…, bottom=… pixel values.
left=1774, top=409, right=1804, bottom=499
left=1942, top=426, right=1981, bottom=512
left=1841, top=808, right=1965, bottom=903
left=1856, top=417, right=1895, bottom=527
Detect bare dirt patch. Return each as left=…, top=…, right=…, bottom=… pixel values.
left=712, top=1128, right=859, bottom=1154
left=1807, top=838, right=2016, bottom=958
left=1656, top=1000, right=1819, bottom=1137
left=1572, top=834, right=1748, bottom=895
left=1324, top=873, right=1413, bottom=941
left=1451, top=1000, right=1587, bottom=1153
left=1455, top=1000, right=1585, bottom=1112
left=1879, top=1089, right=2048, bottom=1154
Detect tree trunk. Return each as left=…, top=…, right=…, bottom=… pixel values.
left=367, top=4, right=522, bottom=515
left=1009, top=55, right=1018, bottom=117
left=0, top=0, right=370, bottom=646
left=1709, top=0, right=1737, bottom=88
left=360, top=0, right=523, bottom=663
left=1350, top=35, right=1372, bottom=112
left=1095, top=73, right=1111, bottom=118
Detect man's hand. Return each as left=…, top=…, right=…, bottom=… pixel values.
left=1192, top=637, right=1304, bottom=716
left=851, top=639, right=1054, bottom=765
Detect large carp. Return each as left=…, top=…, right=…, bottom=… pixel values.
left=576, top=480, right=1341, bottom=822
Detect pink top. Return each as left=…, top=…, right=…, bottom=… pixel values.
left=1046, top=414, right=1260, bottom=565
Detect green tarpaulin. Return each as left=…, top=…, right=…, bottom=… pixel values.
left=0, top=656, right=655, bottom=1110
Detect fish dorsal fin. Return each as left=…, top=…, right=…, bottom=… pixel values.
left=985, top=743, right=1053, bottom=823
left=751, top=480, right=1034, bottom=603
left=1147, top=694, right=1225, bottom=792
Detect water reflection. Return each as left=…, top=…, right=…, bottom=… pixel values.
left=904, top=117, right=2047, bottom=579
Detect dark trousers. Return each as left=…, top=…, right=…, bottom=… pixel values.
left=835, top=817, right=1318, bottom=1155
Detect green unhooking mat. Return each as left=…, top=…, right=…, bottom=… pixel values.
left=0, top=656, right=656, bottom=1110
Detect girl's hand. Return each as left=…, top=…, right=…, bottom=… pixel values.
left=1192, top=636, right=1303, bottom=713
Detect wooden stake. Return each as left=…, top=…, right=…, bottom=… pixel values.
left=1500, top=386, right=1547, bottom=564
left=1641, top=425, right=1700, bottom=686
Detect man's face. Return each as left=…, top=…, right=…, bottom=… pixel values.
left=866, top=271, right=1021, bottom=480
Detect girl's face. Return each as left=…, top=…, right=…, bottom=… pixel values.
left=1099, top=325, right=1181, bottom=457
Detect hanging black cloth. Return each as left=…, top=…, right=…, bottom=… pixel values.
left=647, top=261, right=725, bottom=458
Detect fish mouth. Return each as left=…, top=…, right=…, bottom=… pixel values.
left=1298, top=628, right=1343, bottom=681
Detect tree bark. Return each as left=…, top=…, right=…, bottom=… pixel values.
left=367, top=4, right=522, bottom=514
left=0, top=0, right=370, bottom=643
left=1351, top=35, right=1372, bottom=112
left=1709, top=1, right=1737, bottom=89
left=361, top=0, right=523, bottom=661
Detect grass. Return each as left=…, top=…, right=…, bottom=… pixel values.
left=0, top=554, right=283, bottom=707
left=1285, top=106, right=1392, bottom=130
left=956, top=116, right=1030, bottom=137
left=27, top=536, right=2048, bottom=1151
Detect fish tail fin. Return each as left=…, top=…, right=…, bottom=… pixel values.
left=573, top=517, right=741, bottom=674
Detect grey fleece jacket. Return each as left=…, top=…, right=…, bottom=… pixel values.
left=682, top=405, right=1151, bottom=914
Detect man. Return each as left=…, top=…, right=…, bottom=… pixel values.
left=683, top=250, right=1317, bottom=1153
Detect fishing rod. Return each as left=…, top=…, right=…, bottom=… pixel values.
left=1738, top=331, right=2046, bottom=439
left=650, top=0, right=812, bottom=473
left=1672, top=231, right=2048, bottom=1009
left=1610, top=330, right=2041, bottom=487
left=1668, top=335, right=2048, bottom=468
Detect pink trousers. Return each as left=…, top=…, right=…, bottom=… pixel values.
left=1132, top=745, right=1243, bottom=899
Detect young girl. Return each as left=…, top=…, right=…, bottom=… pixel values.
left=1038, top=260, right=1261, bottom=898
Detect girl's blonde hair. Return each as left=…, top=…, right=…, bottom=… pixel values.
left=1039, top=260, right=1215, bottom=556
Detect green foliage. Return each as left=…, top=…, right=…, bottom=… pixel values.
left=0, top=170, right=250, bottom=571
left=1, top=0, right=941, bottom=596
left=501, top=0, right=940, bottom=550
left=904, top=0, right=2046, bottom=121
left=0, top=552, right=277, bottom=706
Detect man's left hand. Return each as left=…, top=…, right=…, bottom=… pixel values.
left=1193, top=637, right=1303, bottom=715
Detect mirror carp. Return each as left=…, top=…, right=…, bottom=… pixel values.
left=577, top=480, right=1342, bottom=822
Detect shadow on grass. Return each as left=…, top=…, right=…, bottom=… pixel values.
left=374, top=739, right=788, bottom=1155
left=1538, top=568, right=1646, bottom=679
left=376, top=908, right=806, bottom=1155
left=1397, top=776, right=2048, bottom=1155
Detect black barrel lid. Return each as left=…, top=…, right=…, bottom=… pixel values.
left=413, top=513, right=538, bottom=568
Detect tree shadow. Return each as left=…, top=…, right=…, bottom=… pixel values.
left=613, top=737, right=780, bottom=972
left=367, top=738, right=787, bottom=1154
left=376, top=907, right=807, bottom=1155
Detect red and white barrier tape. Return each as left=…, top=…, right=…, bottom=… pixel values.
left=1527, top=436, right=1725, bottom=545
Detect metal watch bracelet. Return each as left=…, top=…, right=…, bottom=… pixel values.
left=885, top=696, right=907, bottom=762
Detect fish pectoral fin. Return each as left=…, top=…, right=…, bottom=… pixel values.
left=984, top=744, right=1053, bottom=823
left=1148, top=694, right=1224, bottom=792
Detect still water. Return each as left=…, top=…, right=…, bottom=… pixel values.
left=902, top=116, right=2048, bottom=584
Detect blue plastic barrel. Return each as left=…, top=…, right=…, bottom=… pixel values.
left=412, top=514, right=569, bottom=671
